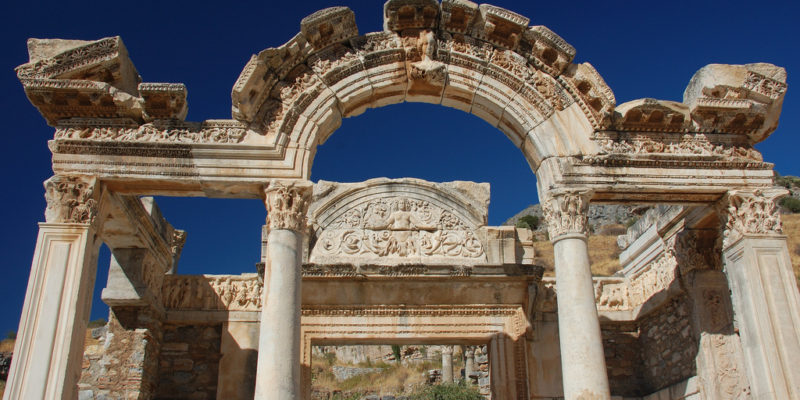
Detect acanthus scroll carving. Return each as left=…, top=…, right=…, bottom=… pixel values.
left=44, top=175, right=99, bottom=224
left=264, top=180, right=312, bottom=232
left=720, top=188, right=786, bottom=248
left=541, top=189, right=592, bottom=240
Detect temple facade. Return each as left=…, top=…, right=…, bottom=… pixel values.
left=5, top=1, right=799, bottom=399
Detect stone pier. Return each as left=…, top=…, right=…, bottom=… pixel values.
left=255, top=181, right=312, bottom=400
left=543, top=189, right=611, bottom=400
left=720, top=189, right=800, bottom=399
left=441, top=345, right=454, bottom=383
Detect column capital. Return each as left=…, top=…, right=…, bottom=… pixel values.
left=719, top=187, right=787, bottom=249
left=43, top=174, right=100, bottom=224
left=441, top=345, right=453, bottom=355
left=264, top=180, right=313, bottom=233
left=541, top=188, right=593, bottom=241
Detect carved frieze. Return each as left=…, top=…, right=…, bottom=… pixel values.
left=162, top=275, right=262, bottom=311
left=627, top=249, right=678, bottom=306
left=594, top=278, right=630, bottom=311
left=264, top=180, right=313, bottom=232
left=44, top=175, right=99, bottom=224
left=719, top=188, right=786, bottom=248
left=55, top=119, right=247, bottom=144
left=541, top=189, right=592, bottom=240
left=591, top=131, right=763, bottom=162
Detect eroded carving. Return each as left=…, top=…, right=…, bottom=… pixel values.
left=44, top=175, right=99, bottom=224
left=541, top=189, right=592, bottom=240
left=264, top=180, right=312, bottom=232
left=720, top=188, right=786, bottom=248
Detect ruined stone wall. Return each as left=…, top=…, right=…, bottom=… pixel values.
left=601, top=322, right=643, bottom=397
left=79, top=308, right=161, bottom=400
left=154, top=324, right=222, bottom=400
left=638, top=298, right=697, bottom=393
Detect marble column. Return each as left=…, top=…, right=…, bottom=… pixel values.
left=719, top=188, right=800, bottom=399
left=254, top=180, right=312, bottom=400
left=542, top=189, right=610, bottom=400
left=441, top=345, right=454, bottom=383
left=4, top=176, right=102, bottom=400
left=464, top=346, right=475, bottom=383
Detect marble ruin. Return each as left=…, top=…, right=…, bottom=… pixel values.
left=6, top=1, right=799, bottom=399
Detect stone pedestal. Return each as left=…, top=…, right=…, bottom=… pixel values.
left=720, top=189, right=800, bottom=399
left=4, top=223, right=100, bottom=400
left=254, top=181, right=311, bottom=400
left=543, top=190, right=610, bottom=400
left=441, top=345, right=454, bottom=383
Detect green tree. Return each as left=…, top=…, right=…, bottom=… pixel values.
left=391, top=344, right=402, bottom=363
left=515, top=215, right=540, bottom=230
left=781, top=197, right=800, bottom=213
left=409, top=382, right=483, bottom=400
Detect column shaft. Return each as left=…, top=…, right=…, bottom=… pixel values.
left=542, top=189, right=610, bottom=400
left=4, top=223, right=99, bottom=400
left=255, top=229, right=303, bottom=399
left=554, top=235, right=610, bottom=400
left=254, top=180, right=311, bottom=400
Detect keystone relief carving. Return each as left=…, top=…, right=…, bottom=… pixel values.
left=313, top=197, right=484, bottom=260
left=44, top=175, right=99, bottom=224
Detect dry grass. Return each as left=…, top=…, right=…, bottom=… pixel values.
left=782, top=214, right=800, bottom=289
left=0, top=339, right=14, bottom=353
left=311, top=349, right=465, bottom=397
left=532, top=229, right=622, bottom=277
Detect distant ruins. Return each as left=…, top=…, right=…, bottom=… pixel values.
left=6, top=1, right=799, bottom=399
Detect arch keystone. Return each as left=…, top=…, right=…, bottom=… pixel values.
left=300, top=7, right=358, bottom=51
left=384, top=0, right=441, bottom=31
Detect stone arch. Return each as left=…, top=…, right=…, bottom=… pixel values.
left=230, top=4, right=616, bottom=179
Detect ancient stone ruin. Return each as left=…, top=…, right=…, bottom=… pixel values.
left=5, top=1, right=799, bottom=399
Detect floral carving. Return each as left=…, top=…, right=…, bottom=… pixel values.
left=541, top=189, right=592, bottom=240
left=264, top=180, right=312, bottom=232
left=311, top=197, right=484, bottom=261
left=170, top=229, right=187, bottom=259
left=44, top=175, right=99, bottom=224
left=720, top=188, right=786, bottom=248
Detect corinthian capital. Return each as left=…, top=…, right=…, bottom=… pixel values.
left=541, top=189, right=593, bottom=240
left=44, top=175, right=100, bottom=224
left=719, top=187, right=786, bottom=248
left=264, top=180, right=313, bottom=233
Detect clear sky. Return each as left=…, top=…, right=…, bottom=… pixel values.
left=0, top=0, right=797, bottom=336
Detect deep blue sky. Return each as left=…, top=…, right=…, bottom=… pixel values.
left=0, top=1, right=798, bottom=335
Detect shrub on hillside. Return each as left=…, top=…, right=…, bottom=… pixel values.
left=781, top=197, right=800, bottom=213
left=409, top=382, right=483, bottom=400
left=515, top=215, right=540, bottom=230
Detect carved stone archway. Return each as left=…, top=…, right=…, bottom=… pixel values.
left=9, top=1, right=796, bottom=400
